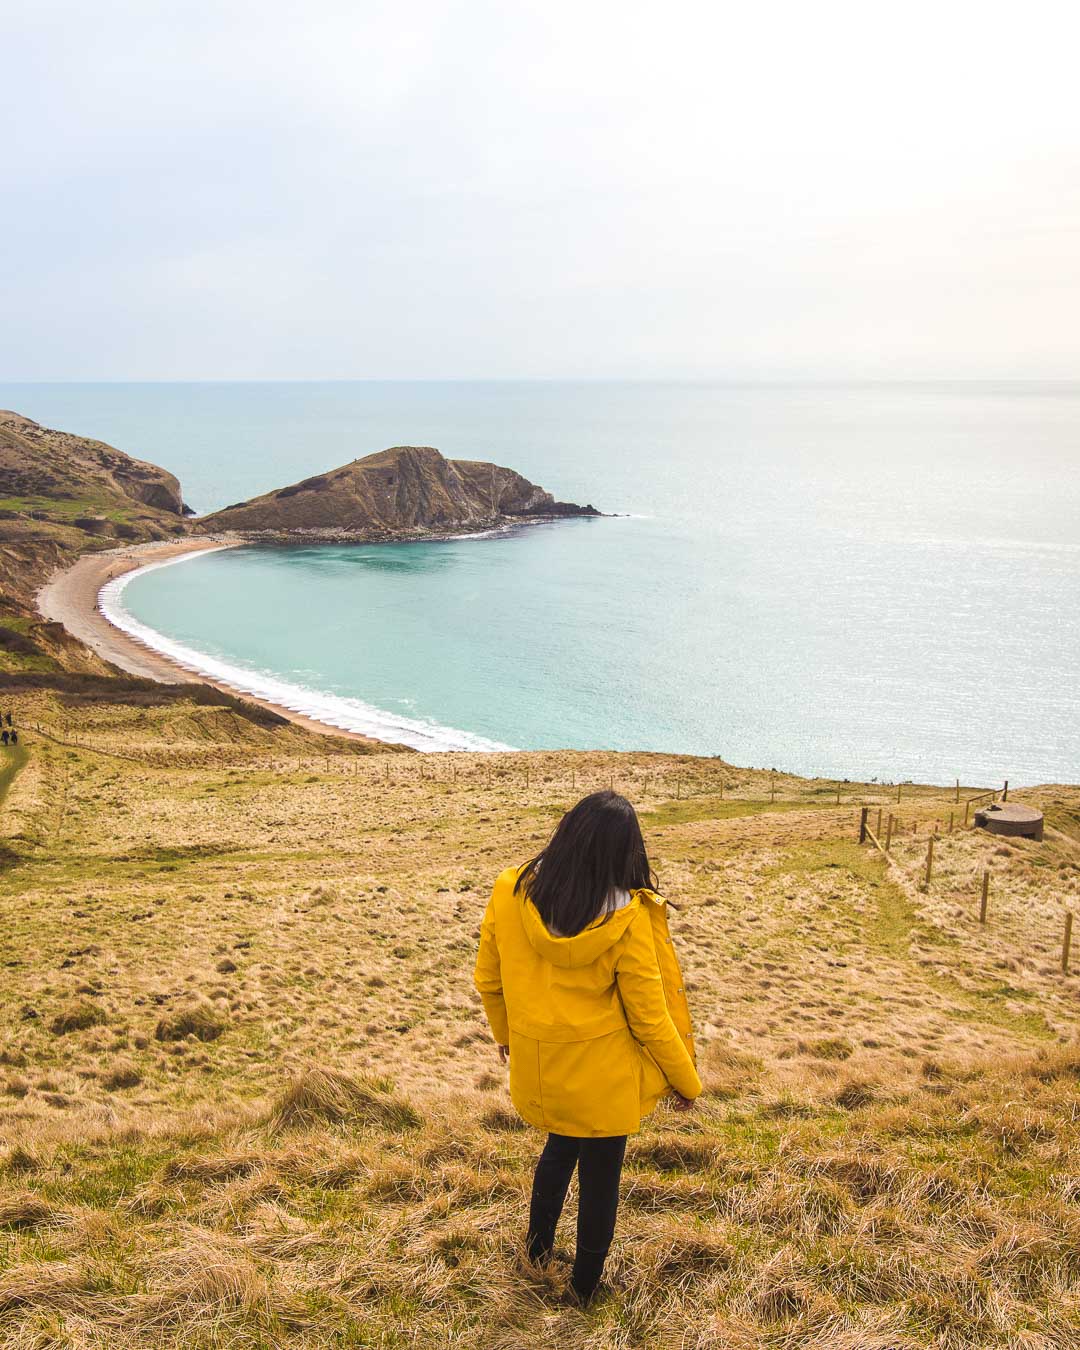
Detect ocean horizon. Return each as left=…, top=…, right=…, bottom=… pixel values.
left=9, top=379, right=1080, bottom=784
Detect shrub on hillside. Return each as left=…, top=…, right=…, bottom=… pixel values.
left=101, top=1060, right=142, bottom=1090
left=0, top=1193, right=61, bottom=1231
left=271, top=1066, right=421, bottom=1132
left=48, top=999, right=106, bottom=1036
left=154, top=998, right=229, bottom=1043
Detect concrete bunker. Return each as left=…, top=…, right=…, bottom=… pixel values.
left=974, top=801, right=1044, bottom=842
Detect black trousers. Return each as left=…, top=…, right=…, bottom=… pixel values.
left=526, top=1132, right=627, bottom=1299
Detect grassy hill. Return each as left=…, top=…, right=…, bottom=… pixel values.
left=1, top=683, right=1078, bottom=1346
left=0, top=411, right=193, bottom=678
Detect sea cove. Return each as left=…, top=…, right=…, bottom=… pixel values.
left=27, top=378, right=1075, bottom=783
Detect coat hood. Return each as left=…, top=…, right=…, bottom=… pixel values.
left=521, top=888, right=664, bottom=968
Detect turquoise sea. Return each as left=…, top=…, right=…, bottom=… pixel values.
left=6, top=381, right=1080, bottom=782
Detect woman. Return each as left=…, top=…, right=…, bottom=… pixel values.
left=474, top=790, right=702, bottom=1305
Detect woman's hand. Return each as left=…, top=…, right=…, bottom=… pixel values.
left=671, top=1091, right=696, bottom=1112
left=497, top=1045, right=509, bottom=1065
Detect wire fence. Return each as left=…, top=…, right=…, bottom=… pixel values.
left=857, top=792, right=1075, bottom=978
left=19, top=718, right=982, bottom=810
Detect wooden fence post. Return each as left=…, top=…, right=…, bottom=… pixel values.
left=897, top=782, right=902, bottom=803
left=1063, top=911, right=1074, bottom=975
left=858, top=806, right=869, bottom=843
left=885, top=813, right=893, bottom=854
left=964, top=799, right=970, bottom=827
left=876, top=807, right=882, bottom=837
left=924, top=836, right=934, bottom=889
left=979, top=870, right=989, bottom=923
left=1003, top=779, right=1009, bottom=802
left=955, top=778, right=960, bottom=803
left=836, top=783, right=841, bottom=805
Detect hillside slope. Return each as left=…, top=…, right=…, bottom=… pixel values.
left=0, top=411, right=195, bottom=676
left=198, top=444, right=599, bottom=537
left=1, top=694, right=1078, bottom=1346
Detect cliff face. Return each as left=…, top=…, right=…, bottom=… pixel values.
left=197, top=445, right=598, bottom=537
left=0, top=411, right=188, bottom=520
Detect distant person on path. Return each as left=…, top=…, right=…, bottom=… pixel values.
left=9, top=730, right=16, bottom=745
left=474, top=790, right=701, bottom=1307
left=1, top=730, right=8, bottom=746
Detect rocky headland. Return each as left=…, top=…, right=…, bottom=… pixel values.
left=197, top=444, right=600, bottom=540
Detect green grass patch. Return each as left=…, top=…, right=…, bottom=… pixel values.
left=43, top=1143, right=175, bottom=1209
left=945, top=999, right=1053, bottom=1041
left=0, top=493, right=139, bottom=524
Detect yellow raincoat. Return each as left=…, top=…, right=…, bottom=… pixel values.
left=474, top=865, right=702, bottom=1137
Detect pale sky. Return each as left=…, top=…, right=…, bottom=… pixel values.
left=4, top=0, right=1079, bottom=380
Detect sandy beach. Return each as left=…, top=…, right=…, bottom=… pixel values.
left=37, top=538, right=388, bottom=746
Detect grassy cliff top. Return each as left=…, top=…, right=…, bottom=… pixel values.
left=0, top=684, right=1078, bottom=1345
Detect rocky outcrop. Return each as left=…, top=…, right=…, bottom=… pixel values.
left=197, top=445, right=599, bottom=539
left=0, top=411, right=188, bottom=520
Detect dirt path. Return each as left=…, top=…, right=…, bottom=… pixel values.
left=0, top=741, right=27, bottom=812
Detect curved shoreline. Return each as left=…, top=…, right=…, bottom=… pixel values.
left=37, top=540, right=392, bottom=746
left=37, top=538, right=515, bottom=752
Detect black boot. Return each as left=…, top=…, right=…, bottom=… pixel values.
left=568, top=1246, right=608, bottom=1304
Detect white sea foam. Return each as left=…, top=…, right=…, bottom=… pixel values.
left=98, top=548, right=515, bottom=753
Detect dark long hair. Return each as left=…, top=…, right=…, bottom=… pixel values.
left=514, top=790, right=656, bottom=937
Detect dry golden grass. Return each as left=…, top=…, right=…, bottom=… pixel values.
left=1, top=685, right=1079, bottom=1345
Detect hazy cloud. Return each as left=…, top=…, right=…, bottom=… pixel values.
left=3, top=0, right=1079, bottom=378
